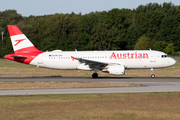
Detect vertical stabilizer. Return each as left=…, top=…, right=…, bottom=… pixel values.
left=5, top=25, right=43, bottom=64
left=7, top=25, right=40, bottom=53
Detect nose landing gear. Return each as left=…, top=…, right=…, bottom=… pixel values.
left=151, top=68, right=155, bottom=78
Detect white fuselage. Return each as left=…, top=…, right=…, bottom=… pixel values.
left=30, top=50, right=176, bottom=70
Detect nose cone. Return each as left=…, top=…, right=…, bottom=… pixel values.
left=171, top=58, right=176, bottom=66
left=168, top=57, right=176, bottom=67
left=164, top=57, right=176, bottom=67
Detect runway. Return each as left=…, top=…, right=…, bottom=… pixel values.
left=0, top=77, right=180, bottom=95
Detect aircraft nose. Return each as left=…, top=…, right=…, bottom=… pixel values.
left=171, top=58, right=176, bottom=66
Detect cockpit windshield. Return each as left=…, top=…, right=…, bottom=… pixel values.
left=161, top=55, right=169, bottom=58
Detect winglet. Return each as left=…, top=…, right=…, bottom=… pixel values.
left=71, top=56, right=76, bottom=61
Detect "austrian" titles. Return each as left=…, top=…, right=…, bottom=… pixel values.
left=110, top=52, right=149, bottom=59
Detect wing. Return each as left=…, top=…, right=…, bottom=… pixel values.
left=71, top=56, right=108, bottom=70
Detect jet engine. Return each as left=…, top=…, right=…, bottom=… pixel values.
left=107, top=64, right=125, bottom=75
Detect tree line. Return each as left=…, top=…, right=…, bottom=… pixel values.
left=0, top=2, right=180, bottom=58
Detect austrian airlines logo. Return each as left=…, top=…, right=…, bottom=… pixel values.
left=71, top=56, right=76, bottom=61
left=14, top=39, right=26, bottom=46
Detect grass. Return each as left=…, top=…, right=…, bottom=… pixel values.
left=0, top=59, right=179, bottom=77
left=0, top=92, right=180, bottom=120
left=0, top=82, right=141, bottom=90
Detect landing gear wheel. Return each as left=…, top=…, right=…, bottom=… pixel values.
left=151, top=74, right=155, bottom=78
left=92, top=73, right=98, bottom=78
left=150, top=68, right=155, bottom=78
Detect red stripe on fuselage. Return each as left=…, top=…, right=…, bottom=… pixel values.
left=5, top=46, right=44, bottom=64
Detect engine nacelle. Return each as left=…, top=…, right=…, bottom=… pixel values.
left=107, top=64, right=125, bottom=75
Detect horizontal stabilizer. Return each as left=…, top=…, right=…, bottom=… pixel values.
left=8, top=55, right=28, bottom=59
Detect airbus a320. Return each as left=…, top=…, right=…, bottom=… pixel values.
left=5, top=25, right=176, bottom=78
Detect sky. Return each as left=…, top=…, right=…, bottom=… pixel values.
left=0, top=0, right=180, bottom=17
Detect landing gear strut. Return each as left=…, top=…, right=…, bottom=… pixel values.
left=151, top=68, right=155, bottom=78
left=92, top=73, right=98, bottom=78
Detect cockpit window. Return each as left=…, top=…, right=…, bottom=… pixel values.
left=161, top=55, right=169, bottom=58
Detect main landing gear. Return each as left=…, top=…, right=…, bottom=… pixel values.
left=92, top=73, right=98, bottom=78
left=92, top=69, right=99, bottom=78
left=151, top=68, right=155, bottom=78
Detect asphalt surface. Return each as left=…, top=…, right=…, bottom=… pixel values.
left=0, top=77, right=180, bottom=95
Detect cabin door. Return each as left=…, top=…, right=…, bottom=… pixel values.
left=150, top=52, right=156, bottom=62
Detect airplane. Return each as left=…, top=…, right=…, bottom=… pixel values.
left=5, top=25, right=176, bottom=78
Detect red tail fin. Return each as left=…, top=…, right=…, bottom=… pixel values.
left=7, top=25, right=41, bottom=53
left=5, top=25, right=43, bottom=64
